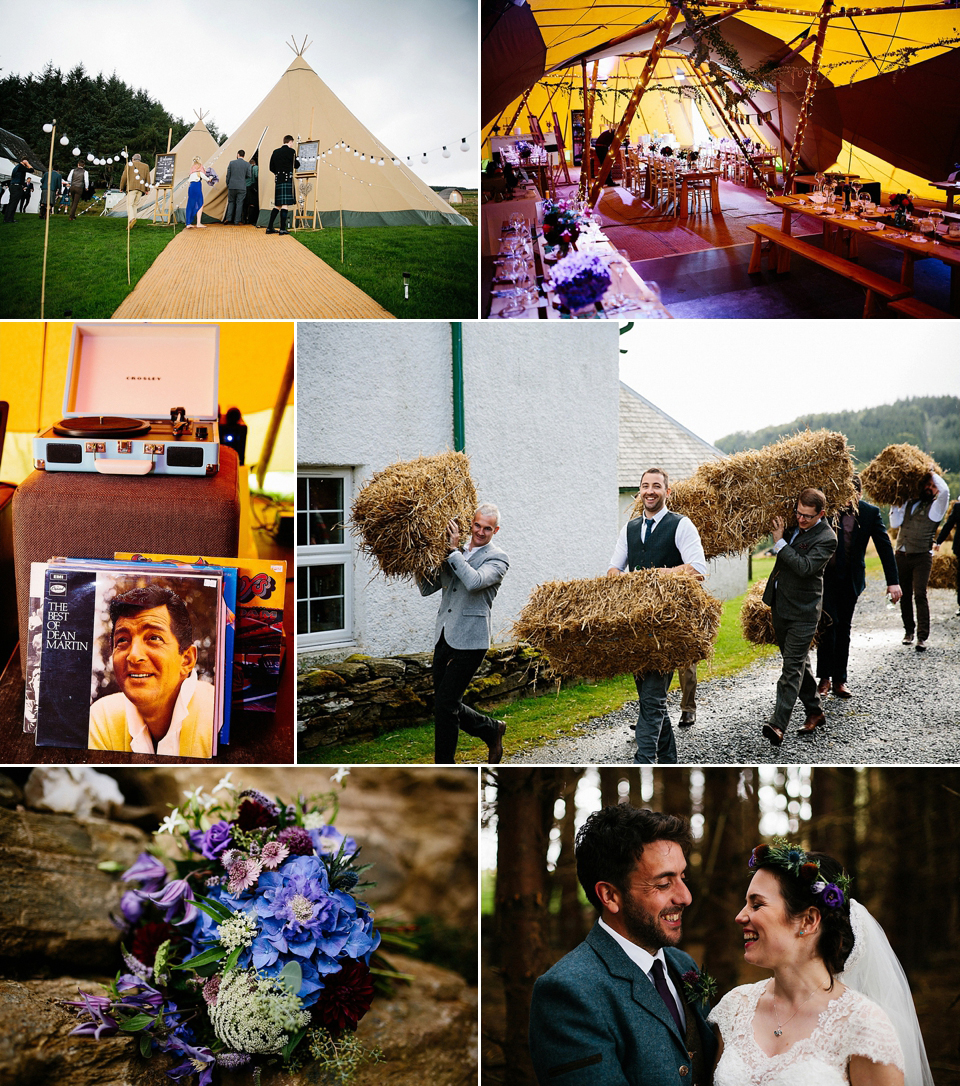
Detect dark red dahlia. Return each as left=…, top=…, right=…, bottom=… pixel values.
left=131, top=920, right=175, bottom=966
left=236, top=797, right=278, bottom=831
left=277, top=826, right=315, bottom=856
left=310, top=960, right=375, bottom=1035
left=799, top=862, right=820, bottom=883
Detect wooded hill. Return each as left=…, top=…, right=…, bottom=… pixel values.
left=0, top=61, right=225, bottom=184
left=716, top=396, right=960, bottom=473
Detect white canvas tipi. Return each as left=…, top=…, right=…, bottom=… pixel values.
left=131, top=51, right=469, bottom=227
left=154, top=111, right=219, bottom=187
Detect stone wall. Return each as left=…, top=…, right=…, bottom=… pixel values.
left=298, top=643, right=563, bottom=750
left=0, top=769, right=478, bottom=1086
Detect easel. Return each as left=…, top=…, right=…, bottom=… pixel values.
left=152, top=131, right=176, bottom=226
left=551, top=109, right=572, bottom=189
left=152, top=185, right=175, bottom=226
left=293, top=110, right=322, bottom=231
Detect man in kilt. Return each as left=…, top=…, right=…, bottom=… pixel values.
left=266, top=135, right=299, bottom=235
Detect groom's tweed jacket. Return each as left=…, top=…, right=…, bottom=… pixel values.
left=529, top=922, right=716, bottom=1086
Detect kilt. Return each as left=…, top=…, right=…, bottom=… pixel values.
left=273, top=173, right=294, bottom=207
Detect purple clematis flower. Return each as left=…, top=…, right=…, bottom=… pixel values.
left=140, top=879, right=198, bottom=925
left=115, top=974, right=165, bottom=1011
left=188, top=820, right=233, bottom=860
left=309, top=825, right=358, bottom=858
left=121, top=852, right=168, bottom=891
left=63, top=989, right=119, bottom=1039
left=163, top=1036, right=215, bottom=1084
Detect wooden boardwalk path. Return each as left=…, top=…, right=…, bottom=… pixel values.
left=112, top=224, right=393, bottom=318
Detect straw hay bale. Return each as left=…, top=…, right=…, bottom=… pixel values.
left=739, top=578, right=829, bottom=647
left=739, top=580, right=777, bottom=645
left=929, top=542, right=957, bottom=590
left=350, top=452, right=478, bottom=580
left=859, top=444, right=943, bottom=507
left=512, top=570, right=722, bottom=680
left=630, top=430, right=855, bottom=560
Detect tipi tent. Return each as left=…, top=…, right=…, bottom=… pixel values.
left=152, top=112, right=219, bottom=187
left=132, top=53, right=469, bottom=227
left=483, top=0, right=960, bottom=201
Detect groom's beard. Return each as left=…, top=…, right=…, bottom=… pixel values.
left=621, top=899, right=684, bottom=951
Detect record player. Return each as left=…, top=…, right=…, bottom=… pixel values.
left=33, top=322, right=220, bottom=476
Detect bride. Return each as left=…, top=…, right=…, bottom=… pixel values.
left=710, top=840, right=934, bottom=1086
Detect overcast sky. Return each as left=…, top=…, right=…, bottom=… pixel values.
left=620, top=320, right=960, bottom=448
left=1, top=0, right=478, bottom=188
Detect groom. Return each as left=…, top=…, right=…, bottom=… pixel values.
left=529, top=805, right=716, bottom=1086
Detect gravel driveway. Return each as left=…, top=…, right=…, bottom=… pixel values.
left=506, top=585, right=960, bottom=764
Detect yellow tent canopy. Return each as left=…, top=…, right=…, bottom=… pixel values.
left=483, top=0, right=960, bottom=199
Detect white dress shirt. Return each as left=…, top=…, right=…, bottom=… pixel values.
left=608, top=507, right=707, bottom=577
left=889, top=472, right=950, bottom=542
left=598, top=917, right=687, bottom=1030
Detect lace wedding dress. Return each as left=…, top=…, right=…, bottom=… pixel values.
left=710, top=980, right=905, bottom=1086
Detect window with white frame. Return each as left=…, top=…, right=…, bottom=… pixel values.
left=296, top=470, right=353, bottom=649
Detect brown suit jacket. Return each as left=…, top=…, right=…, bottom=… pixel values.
left=120, top=159, right=151, bottom=194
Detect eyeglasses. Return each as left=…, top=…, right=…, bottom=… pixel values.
left=794, top=510, right=818, bottom=521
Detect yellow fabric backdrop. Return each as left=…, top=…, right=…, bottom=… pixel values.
left=0, top=321, right=294, bottom=484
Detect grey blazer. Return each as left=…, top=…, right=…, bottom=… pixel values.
left=762, top=517, right=837, bottom=623
left=418, top=542, right=508, bottom=651
left=225, top=157, right=252, bottom=191
left=529, top=923, right=717, bottom=1086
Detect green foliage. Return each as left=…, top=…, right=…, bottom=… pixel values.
left=0, top=60, right=218, bottom=181
left=715, top=397, right=960, bottom=474
left=292, top=224, right=478, bottom=319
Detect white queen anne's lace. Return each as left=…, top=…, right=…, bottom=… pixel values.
left=710, top=981, right=905, bottom=1086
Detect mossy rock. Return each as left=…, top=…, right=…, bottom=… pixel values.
left=297, top=669, right=346, bottom=695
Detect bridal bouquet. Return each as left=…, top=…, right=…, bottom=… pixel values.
left=60, top=775, right=385, bottom=1085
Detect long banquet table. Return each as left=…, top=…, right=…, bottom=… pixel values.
left=485, top=207, right=671, bottom=319
left=768, top=194, right=960, bottom=312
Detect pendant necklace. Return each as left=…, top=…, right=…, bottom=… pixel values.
left=772, top=985, right=821, bottom=1037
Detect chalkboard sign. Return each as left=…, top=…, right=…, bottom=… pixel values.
left=297, top=141, right=318, bottom=175
left=155, top=153, right=176, bottom=187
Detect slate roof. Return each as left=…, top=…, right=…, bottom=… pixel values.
left=0, top=128, right=42, bottom=171
left=619, top=380, right=725, bottom=489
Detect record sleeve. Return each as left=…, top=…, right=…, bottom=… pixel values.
left=31, top=563, right=225, bottom=757
left=117, top=552, right=286, bottom=714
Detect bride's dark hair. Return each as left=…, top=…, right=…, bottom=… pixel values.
left=758, top=851, right=856, bottom=978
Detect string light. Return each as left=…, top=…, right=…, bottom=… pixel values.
left=442, top=145, right=451, bottom=158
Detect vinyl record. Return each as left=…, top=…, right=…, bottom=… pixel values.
left=53, top=416, right=152, bottom=438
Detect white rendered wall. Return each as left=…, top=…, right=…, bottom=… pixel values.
left=298, top=321, right=620, bottom=659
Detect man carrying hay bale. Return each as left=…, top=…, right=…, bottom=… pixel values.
left=935, top=501, right=960, bottom=616
left=418, top=504, right=509, bottom=764
left=761, top=488, right=837, bottom=746
left=815, top=475, right=901, bottom=699
left=890, top=471, right=950, bottom=651
left=607, top=468, right=707, bottom=764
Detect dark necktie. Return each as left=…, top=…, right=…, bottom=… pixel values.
left=643, top=518, right=653, bottom=543
left=650, top=958, right=683, bottom=1034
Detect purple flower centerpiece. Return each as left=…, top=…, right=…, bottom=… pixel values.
left=58, top=773, right=393, bottom=1086
left=515, top=139, right=533, bottom=159
left=204, top=168, right=219, bottom=187
left=541, top=197, right=582, bottom=254
left=551, top=251, right=612, bottom=315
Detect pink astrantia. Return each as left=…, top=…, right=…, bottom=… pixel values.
left=226, top=858, right=263, bottom=895
left=260, top=840, right=290, bottom=870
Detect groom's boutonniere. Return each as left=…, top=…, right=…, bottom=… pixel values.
left=680, top=968, right=717, bottom=1008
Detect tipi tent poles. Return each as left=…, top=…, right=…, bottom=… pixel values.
left=783, top=0, right=834, bottom=194
left=776, top=79, right=788, bottom=192
left=504, top=89, right=534, bottom=138
left=586, top=7, right=681, bottom=207
left=689, top=61, right=769, bottom=183
left=580, top=59, right=600, bottom=198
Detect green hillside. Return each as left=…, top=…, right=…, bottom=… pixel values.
left=716, top=396, right=960, bottom=473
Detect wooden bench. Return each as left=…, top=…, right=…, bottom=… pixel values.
left=887, top=297, right=957, bottom=319
left=746, top=222, right=910, bottom=318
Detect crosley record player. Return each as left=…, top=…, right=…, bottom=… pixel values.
left=33, top=322, right=220, bottom=476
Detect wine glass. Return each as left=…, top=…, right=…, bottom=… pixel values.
left=640, top=280, right=663, bottom=317
left=608, top=250, right=631, bottom=309
left=929, top=208, right=945, bottom=242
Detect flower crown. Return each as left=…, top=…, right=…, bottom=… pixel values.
left=748, top=837, right=852, bottom=910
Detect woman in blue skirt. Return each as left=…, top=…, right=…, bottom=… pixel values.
left=185, top=157, right=206, bottom=228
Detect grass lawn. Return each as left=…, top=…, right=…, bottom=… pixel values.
left=0, top=212, right=175, bottom=318
left=0, top=206, right=478, bottom=319
left=293, top=222, right=478, bottom=318
left=299, top=576, right=781, bottom=765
